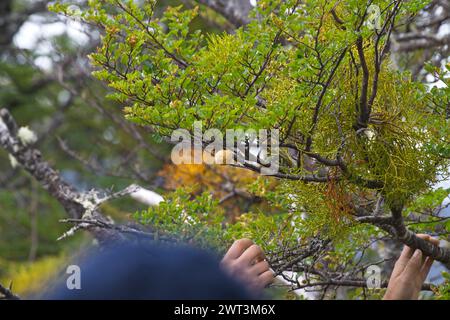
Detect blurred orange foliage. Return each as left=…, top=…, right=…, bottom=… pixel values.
left=158, top=163, right=273, bottom=218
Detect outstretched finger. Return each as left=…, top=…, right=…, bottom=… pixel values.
left=239, top=244, right=265, bottom=266
left=418, top=235, right=440, bottom=282
left=416, top=233, right=441, bottom=247
left=258, top=270, right=275, bottom=288
left=223, top=239, right=254, bottom=261
left=391, top=245, right=414, bottom=279
left=250, top=260, right=271, bottom=276
left=426, top=236, right=440, bottom=246
left=420, top=256, right=434, bottom=283
left=403, top=249, right=425, bottom=278
left=392, top=234, right=431, bottom=279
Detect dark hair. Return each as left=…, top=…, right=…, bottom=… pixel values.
left=45, top=242, right=253, bottom=300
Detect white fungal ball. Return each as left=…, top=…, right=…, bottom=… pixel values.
left=17, top=126, right=37, bottom=146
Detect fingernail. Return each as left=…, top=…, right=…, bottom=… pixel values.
left=413, top=249, right=422, bottom=258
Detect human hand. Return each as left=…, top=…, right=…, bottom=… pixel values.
left=221, top=239, right=275, bottom=293
left=383, top=234, right=439, bottom=300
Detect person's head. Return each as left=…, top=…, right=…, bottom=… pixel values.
left=45, top=241, right=254, bottom=300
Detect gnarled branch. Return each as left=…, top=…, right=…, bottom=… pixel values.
left=0, top=108, right=157, bottom=243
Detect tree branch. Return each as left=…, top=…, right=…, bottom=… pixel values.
left=0, top=108, right=156, bottom=243
left=288, top=278, right=432, bottom=291
left=356, top=203, right=450, bottom=267
left=0, top=282, right=20, bottom=300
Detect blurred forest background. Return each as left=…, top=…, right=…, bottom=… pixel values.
left=0, top=0, right=175, bottom=296
left=0, top=0, right=449, bottom=298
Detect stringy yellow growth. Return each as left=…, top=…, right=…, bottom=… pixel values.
left=50, top=0, right=449, bottom=239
